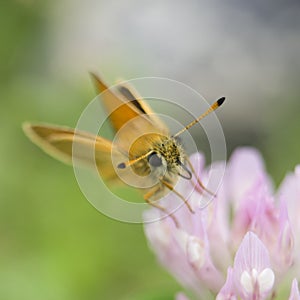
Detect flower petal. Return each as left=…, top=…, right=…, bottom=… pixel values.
left=275, top=199, right=295, bottom=270
left=289, top=279, right=300, bottom=300
left=277, top=165, right=300, bottom=262
left=278, top=166, right=300, bottom=221
left=257, top=268, right=275, bottom=293
left=186, top=236, right=205, bottom=268
left=186, top=234, right=224, bottom=293
left=240, top=270, right=253, bottom=293
left=216, top=267, right=237, bottom=300
left=227, top=147, right=272, bottom=208
left=233, top=232, right=274, bottom=299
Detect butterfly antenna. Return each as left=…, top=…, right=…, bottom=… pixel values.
left=117, top=150, right=154, bottom=169
left=173, top=97, right=225, bottom=138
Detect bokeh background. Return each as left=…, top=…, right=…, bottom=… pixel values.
left=1, top=0, right=300, bottom=299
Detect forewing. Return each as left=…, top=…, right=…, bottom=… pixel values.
left=90, top=72, right=150, bottom=131
left=90, top=72, right=168, bottom=151
left=116, top=81, right=169, bottom=133
left=22, top=123, right=126, bottom=183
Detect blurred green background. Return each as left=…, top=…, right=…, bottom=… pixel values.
left=0, top=1, right=299, bottom=299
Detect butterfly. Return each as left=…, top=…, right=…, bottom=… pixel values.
left=23, top=73, right=225, bottom=227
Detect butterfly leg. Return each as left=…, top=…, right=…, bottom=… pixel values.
left=160, top=179, right=195, bottom=214
left=143, top=188, right=179, bottom=228
left=185, top=157, right=216, bottom=198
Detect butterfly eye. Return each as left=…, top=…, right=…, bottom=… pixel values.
left=148, top=152, right=163, bottom=167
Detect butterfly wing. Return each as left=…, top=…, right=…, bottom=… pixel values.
left=23, top=123, right=126, bottom=183
left=116, top=81, right=169, bottom=133
left=90, top=73, right=169, bottom=152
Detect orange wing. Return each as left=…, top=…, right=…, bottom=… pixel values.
left=90, top=73, right=169, bottom=152
left=116, top=80, right=169, bottom=133
left=23, top=123, right=126, bottom=183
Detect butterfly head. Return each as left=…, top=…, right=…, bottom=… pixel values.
left=118, top=134, right=192, bottom=182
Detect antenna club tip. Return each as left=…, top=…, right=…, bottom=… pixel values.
left=217, top=97, right=225, bottom=106
left=117, top=162, right=126, bottom=169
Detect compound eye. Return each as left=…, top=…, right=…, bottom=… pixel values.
left=148, top=152, right=163, bottom=167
